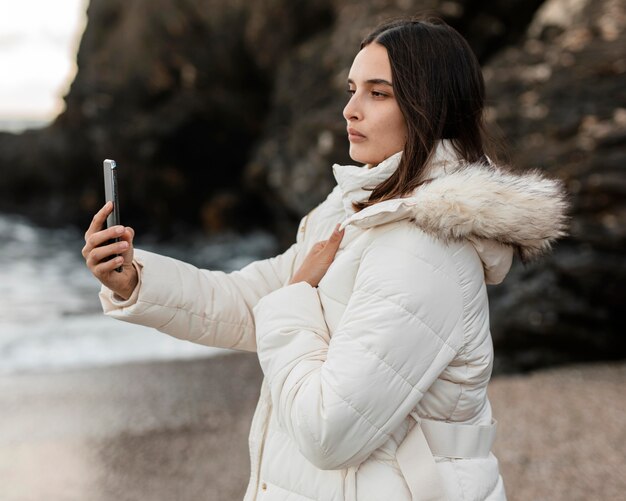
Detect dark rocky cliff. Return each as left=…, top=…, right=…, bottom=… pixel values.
left=482, top=0, right=626, bottom=370
left=0, top=0, right=623, bottom=370
left=0, top=0, right=544, bottom=235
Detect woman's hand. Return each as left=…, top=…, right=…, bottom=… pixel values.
left=82, top=202, right=138, bottom=300
left=290, top=224, right=345, bottom=287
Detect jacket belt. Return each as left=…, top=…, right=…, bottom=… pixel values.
left=420, top=415, right=497, bottom=459
left=395, top=412, right=497, bottom=501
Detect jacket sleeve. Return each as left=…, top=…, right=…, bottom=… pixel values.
left=99, top=242, right=299, bottom=352
left=253, top=234, right=465, bottom=469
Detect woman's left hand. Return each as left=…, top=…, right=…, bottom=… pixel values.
left=289, top=224, right=345, bottom=287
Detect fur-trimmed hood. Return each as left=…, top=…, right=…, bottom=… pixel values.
left=333, top=141, right=569, bottom=282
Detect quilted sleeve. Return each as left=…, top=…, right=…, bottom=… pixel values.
left=99, top=241, right=299, bottom=352
left=253, top=231, right=465, bottom=469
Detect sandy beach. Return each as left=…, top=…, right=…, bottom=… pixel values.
left=1, top=353, right=624, bottom=501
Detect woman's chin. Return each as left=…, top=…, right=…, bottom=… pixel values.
left=348, top=145, right=398, bottom=166
left=348, top=148, right=374, bottom=166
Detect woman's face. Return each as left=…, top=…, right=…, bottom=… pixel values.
left=343, top=43, right=408, bottom=166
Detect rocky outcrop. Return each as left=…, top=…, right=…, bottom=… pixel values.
left=0, top=0, right=543, bottom=236
left=0, top=0, right=623, bottom=369
left=0, top=0, right=337, bottom=235
left=483, top=0, right=626, bottom=371
left=246, top=0, right=547, bottom=232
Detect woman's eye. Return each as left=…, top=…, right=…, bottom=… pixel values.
left=346, top=89, right=355, bottom=96
left=371, top=90, right=387, bottom=98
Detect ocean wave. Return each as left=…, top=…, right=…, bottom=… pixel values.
left=0, top=214, right=277, bottom=373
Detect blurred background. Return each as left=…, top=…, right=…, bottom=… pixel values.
left=0, top=0, right=624, bottom=500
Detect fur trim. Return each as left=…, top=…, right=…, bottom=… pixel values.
left=408, top=163, right=570, bottom=262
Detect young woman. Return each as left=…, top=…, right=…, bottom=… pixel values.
left=83, top=16, right=568, bottom=501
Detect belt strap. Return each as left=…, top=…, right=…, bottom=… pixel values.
left=420, top=416, right=497, bottom=459
left=395, top=412, right=497, bottom=501
left=396, top=416, right=447, bottom=501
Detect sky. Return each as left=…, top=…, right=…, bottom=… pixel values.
left=0, top=0, right=88, bottom=127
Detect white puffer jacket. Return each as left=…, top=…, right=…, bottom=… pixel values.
left=100, top=141, right=568, bottom=500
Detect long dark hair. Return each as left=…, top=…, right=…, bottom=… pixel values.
left=354, top=16, right=492, bottom=211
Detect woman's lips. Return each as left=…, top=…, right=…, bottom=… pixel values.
left=347, top=127, right=366, bottom=143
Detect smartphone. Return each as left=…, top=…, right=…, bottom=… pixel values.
left=103, top=159, right=122, bottom=272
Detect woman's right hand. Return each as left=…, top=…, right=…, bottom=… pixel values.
left=82, top=202, right=138, bottom=300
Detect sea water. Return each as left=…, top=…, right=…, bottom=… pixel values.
left=0, top=214, right=278, bottom=374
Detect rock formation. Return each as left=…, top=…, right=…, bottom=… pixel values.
left=483, top=0, right=626, bottom=370
left=0, top=0, right=544, bottom=235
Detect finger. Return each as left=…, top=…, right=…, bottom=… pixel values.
left=86, top=240, right=129, bottom=268
left=85, top=202, right=113, bottom=241
left=119, top=227, right=135, bottom=246
left=325, top=224, right=344, bottom=253
left=84, top=225, right=126, bottom=255
left=83, top=225, right=125, bottom=259
left=92, top=255, right=125, bottom=278
left=119, top=227, right=135, bottom=260
left=311, top=242, right=326, bottom=253
left=330, top=223, right=345, bottom=238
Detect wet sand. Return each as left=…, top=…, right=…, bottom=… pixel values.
left=1, top=353, right=624, bottom=501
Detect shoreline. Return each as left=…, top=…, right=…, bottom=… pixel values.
left=1, top=354, right=624, bottom=500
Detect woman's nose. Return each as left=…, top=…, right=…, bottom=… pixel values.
left=343, top=94, right=361, bottom=121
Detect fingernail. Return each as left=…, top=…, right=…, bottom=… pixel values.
left=115, top=226, right=124, bottom=234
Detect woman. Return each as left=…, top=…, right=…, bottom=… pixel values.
left=83, top=16, right=568, bottom=501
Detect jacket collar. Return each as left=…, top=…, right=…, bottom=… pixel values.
left=332, top=140, right=459, bottom=217
left=332, top=141, right=569, bottom=282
